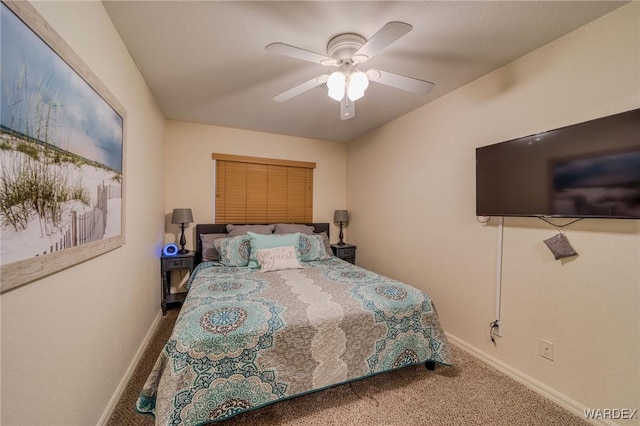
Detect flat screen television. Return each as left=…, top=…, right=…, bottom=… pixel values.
left=476, top=108, right=640, bottom=219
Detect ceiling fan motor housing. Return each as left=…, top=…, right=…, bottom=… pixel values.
left=326, top=33, right=366, bottom=60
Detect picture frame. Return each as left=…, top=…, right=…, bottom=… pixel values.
left=1, top=1, right=126, bottom=292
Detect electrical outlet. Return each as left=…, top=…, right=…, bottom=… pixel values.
left=539, top=339, right=554, bottom=361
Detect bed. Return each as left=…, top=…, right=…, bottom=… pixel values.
left=137, top=223, right=452, bottom=424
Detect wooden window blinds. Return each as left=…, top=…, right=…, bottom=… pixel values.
left=213, top=153, right=315, bottom=224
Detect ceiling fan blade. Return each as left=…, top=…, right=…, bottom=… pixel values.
left=352, top=22, right=412, bottom=62
left=266, top=42, right=338, bottom=66
left=273, top=75, right=329, bottom=102
left=367, top=69, right=434, bottom=95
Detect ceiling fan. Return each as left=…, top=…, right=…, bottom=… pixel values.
left=265, top=22, right=434, bottom=120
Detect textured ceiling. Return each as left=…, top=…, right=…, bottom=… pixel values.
left=102, top=1, right=626, bottom=143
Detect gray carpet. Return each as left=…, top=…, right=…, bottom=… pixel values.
left=107, top=309, right=589, bottom=425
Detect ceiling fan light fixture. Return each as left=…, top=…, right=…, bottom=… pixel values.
left=327, top=71, right=346, bottom=101
left=347, top=70, right=369, bottom=101
left=266, top=21, right=426, bottom=120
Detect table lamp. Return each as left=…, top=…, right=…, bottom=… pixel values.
left=171, top=208, right=193, bottom=253
left=333, top=210, right=349, bottom=245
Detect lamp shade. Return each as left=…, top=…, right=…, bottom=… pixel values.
left=347, top=71, right=369, bottom=101
left=334, top=210, right=349, bottom=223
left=327, top=71, right=346, bottom=101
left=171, top=208, right=193, bottom=224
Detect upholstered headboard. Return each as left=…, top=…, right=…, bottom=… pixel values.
left=194, top=223, right=330, bottom=265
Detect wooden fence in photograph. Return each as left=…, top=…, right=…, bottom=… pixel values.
left=43, top=182, right=120, bottom=255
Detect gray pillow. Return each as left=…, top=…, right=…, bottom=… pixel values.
left=202, top=247, right=219, bottom=262
left=318, top=231, right=332, bottom=256
left=274, top=223, right=314, bottom=235
left=226, top=224, right=275, bottom=237
left=200, top=233, right=228, bottom=261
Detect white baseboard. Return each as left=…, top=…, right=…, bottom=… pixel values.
left=97, top=310, right=163, bottom=426
left=446, top=333, right=617, bottom=426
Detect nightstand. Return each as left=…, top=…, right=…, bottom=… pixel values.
left=161, top=251, right=194, bottom=315
left=331, top=243, right=356, bottom=264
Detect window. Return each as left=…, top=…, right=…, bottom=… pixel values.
left=213, top=153, right=315, bottom=223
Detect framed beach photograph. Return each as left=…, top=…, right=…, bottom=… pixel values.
left=1, top=1, right=126, bottom=292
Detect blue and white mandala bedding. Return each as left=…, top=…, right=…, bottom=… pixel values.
left=137, top=258, right=452, bottom=424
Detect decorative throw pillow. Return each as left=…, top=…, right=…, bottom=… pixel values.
left=226, top=224, right=274, bottom=237
left=274, top=223, right=314, bottom=235
left=200, top=233, right=228, bottom=261
left=256, top=246, right=303, bottom=272
left=298, top=233, right=332, bottom=261
left=213, top=235, right=251, bottom=266
left=247, top=232, right=300, bottom=268
left=543, top=233, right=578, bottom=260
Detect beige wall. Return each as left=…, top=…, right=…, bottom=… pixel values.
left=164, top=120, right=347, bottom=248
left=1, top=2, right=166, bottom=425
left=348, top=2, right=639, bottom=418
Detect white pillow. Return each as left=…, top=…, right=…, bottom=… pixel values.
left=256, top=246, right=303, bottom=272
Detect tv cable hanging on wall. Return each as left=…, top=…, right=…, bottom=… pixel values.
left=477, top=216, right=504, bottom=344
left=480, top=216, right=584, bottom=344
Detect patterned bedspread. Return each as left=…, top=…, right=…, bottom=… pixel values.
left=137, top=258, right=452, bottom=424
